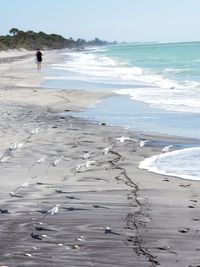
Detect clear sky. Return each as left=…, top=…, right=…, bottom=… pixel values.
left=1, top=0, right=200, bottom=43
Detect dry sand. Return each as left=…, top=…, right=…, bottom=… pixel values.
left=0, top=49, right=200, bottom=267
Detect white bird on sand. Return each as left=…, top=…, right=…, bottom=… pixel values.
left=10, top=191, right=23, bottom=198
left=46, top=158, right=62, bottom=172
left=42, top=202, right=67, bottom=219
left=155, top=145, right=174, bottom=164
left=9, top=142, right=18, bottom=150
left=47, top=204, right=61, bottom=215
left=162, top=145, right=173, bottom=153
left=85, top=160, right=96, bottom=168
left=30, top=128, right=39, bottom=135
left=75, top=163, right=85, bottom=172
left=51, top=158, right=62, bottom=167
left=0, top=156, right=10, bottom=163
left=102, top=146, right=112, bottom=155
left=37, top=156, right=46, bottom=163
left=139, top=140, right=150, bottom=147
left=9, top=142, right=24, bottom=151
left=76, top=235, right=85, bottom=241
left=19, top=181, right=29, bottom=189
left=75, top=160, right=96, bottom=172
left=115, top=136, right=132, bottom=143
left=81, top=152, right=90, bottom=159
left=11, top=176, right=37, bottom=193
left=41, top=204, right=61, bottom=220
left=17, top=142, right=24, bottom=149
left=29, top=156, right=46, bottom=170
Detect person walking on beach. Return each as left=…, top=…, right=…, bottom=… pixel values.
left=36, top=48, right=43, bottom=69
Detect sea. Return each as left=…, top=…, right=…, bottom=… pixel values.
left=42, top=42, right=200, bottom=181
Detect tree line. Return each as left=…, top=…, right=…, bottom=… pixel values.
left=0, top=28, right=116, bottom=51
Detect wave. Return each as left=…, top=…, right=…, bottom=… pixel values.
left=163, top=67, right=191, bottom=74
left=50, top=52, right=146, bottom=85
left=115, top=86, right=200, bottom=113
left=50, top=52, right=179, bottom=88
left=139, top=147, right=200, bottom=181
left=47, top=49, right=200, bottom=113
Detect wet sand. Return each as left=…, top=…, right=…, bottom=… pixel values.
left=0, top=50, right=200, bottom=267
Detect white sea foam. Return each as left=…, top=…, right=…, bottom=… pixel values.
left=163, top=68, right=191, bottom=74
left=115, top=87, right=200, bottom=113
left=139, top=147, right=200, bottom=181
left=46, top=49, right=200, bottom=113
left=47, top=52, right=146, bottom=85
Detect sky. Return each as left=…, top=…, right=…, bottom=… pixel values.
left=1, top=0, right=200, bottom=43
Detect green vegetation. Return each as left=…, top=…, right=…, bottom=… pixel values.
left=0, top=28, right=115, bottom=51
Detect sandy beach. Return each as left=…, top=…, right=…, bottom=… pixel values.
left=0, top=49, right=200, bottom=267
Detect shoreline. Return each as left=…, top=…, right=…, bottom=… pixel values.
left=0, top=50, right=200, bottom=266
left=0, top=48, right=114, bottom=112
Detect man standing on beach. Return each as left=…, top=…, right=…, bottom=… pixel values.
left=36, top=48, right=43, bottom=69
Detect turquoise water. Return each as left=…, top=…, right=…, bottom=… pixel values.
left=95, top=42, right=200, bottom=82
left=43, top=42, right=200, bottom=131
left=43, top=42, right=200, bottom=114
left=43, top=43, right=200, bottom=181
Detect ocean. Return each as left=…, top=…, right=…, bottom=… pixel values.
left=42, top=42, right=200, bottom=181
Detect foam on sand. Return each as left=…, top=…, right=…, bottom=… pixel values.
left=139, top=146, right=200, bottom=181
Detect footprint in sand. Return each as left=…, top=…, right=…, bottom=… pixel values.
left=190, top=199, right=198, bottom=203
left=31, top=232, right=43, bottom=240
left=179, top=184, right=191, bottom=188
left=93, top=204, right=109, bottom=209
left=163, top=178, right=169, bottom=182
left=35, top=226, right=56, bottom=232
left=0, top=209, right=10, bottom=214
left=192, top=218, right=200, bottom=221
left=178, top=228, right=190, bottom=233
